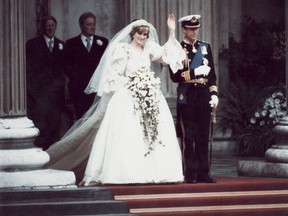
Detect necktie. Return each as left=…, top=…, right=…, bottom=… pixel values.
left=86, top=38, right=91, bottom=52
left=48, top=40, right=53, bottom=52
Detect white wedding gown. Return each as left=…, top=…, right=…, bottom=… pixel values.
left=46, top=39, right=185, bottom=185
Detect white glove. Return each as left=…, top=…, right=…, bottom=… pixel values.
left=194, top=65, right=211, bottom=76
left=209, top=95, right=219, bottom=108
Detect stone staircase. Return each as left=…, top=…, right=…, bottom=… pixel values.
left=0, top=187, right=140, bottom=216
left=107, top=176, right=288, bottom=216
left=1, top=176, right=288, bottom=215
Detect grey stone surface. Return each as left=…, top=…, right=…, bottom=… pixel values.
left=0, top=169, right=76, bottom=188
left=265, top=146, right=288, bottom=163
left=0, top=148, right=49, bottom=170
left=238, top=160, right=288, bottom=178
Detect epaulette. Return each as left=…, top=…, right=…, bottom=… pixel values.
left=197, top=40, right=208, bottom=45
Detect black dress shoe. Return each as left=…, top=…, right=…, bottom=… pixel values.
left=186, top=179, right=197, bottom=184
left=197, top=176, right=216, bottom=183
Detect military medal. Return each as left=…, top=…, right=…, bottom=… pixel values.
left=201, top=45, right=207, bottom=54
left=192, top=46, right=197, bottom=53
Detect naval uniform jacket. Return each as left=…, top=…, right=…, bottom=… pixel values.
left=170, top=40, right=218, bottom=137
left=169, top=39, right=218, bottom=179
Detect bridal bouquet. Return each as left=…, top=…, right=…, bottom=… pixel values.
left=127, top=66, right=163, bottom=156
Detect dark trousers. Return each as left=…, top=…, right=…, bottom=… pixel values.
left=69, top=86, right=95, bottom=120
left=27, top=88, right=64, bottom=151
left=179, top=86, right=211, bottom=180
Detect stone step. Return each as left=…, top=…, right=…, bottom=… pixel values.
left=115, top=190, right=288, bottom=208
left=0, top=187, right=136, bottom=215
left=130, top=203, right=288, bottom=216
left=0, top=199, right=129, bottom=215
left=107, top=176, right=288, bottom=216
left=0, top=187, right=111, bottom=203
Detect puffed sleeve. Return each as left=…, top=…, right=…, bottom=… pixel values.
left=102, top=43, right=129, bottom=94
left=146, top=39, right=185, bottom=73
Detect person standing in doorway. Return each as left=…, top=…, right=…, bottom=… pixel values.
left=169, top=14, right=219, bottom=183
left=65, top=12, right=108, bottom=120
left=26, top=16, right=66, bottom=150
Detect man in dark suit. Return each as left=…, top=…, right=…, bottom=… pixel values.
left=65, top=12, right=108, bottom=120
left=26, top=16, right=66, bottom=150
left=169, top=15, right=219, bottom=183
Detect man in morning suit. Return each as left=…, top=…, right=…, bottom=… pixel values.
left=169, top=15, right=219, bottom=183
left=65, top=12, right=108, bottom=120
left=26, top=16, right=66, bottom=150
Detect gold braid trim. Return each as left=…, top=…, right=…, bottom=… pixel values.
left=209, top=85, right=218, bottom=92
left=181, top=47, right=191, bottom=81
left=181, top=70, right=191, bottom=81
left=183, top=48, right=189, bottom=68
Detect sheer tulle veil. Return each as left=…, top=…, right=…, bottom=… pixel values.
left=44, top=19, right=160, bottom=176
left=85, top=19, right=159, bottom=96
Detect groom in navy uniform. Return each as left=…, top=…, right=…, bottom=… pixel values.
left=169, top=15, right=219, bottom=183
left=65, top=12, right=108, bottom=120
left=26, top=16, right=66, bottom=150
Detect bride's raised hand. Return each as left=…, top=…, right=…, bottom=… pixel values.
left=167, top=13, right=176, bottom=32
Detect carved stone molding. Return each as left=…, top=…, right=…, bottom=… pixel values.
left=36, top=0, right=49, bottom=35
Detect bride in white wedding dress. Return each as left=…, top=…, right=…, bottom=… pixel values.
left=45, top=14, right=185, bottom=185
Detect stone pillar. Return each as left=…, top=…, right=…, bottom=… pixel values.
left=237, top=0, right=288, bottom=177
left=263, top=0, right=288, bottom=173
left=0, top=0, right=75, bottom=188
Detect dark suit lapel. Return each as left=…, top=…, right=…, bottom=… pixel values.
left=40, top=36, right=55, bottom=54
left=38, top=36, right=50, bottom=53
left=91, top=36, right=97, bottom=50
left=77, top=35, right=89, bottom=52
left=53, top=38, right=63, bottom=54
left=91, top=35, right=103, bottom=52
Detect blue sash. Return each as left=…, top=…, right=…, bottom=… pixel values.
left=190, top=43, right=208, bottom=70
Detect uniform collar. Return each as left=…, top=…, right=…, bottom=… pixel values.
left=183, top=38, right=197, bottom=46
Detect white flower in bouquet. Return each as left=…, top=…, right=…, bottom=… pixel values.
left=127, top=66, right=163, bottom=156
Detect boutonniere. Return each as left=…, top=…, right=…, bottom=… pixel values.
left=200, top=45, right=207, bottom=55
left=96, top=39, right=103, bottom=46
left=58, top=43, right=63, bottom=50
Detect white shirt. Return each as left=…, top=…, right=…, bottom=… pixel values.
left=81, top=34, right=93, bottom=47
left=44, top=35, right=54, bottom=48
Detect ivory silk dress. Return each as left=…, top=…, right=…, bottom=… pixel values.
left=46, top=39, right=185, bottom=185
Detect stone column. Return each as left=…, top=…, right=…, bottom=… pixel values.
left=238, top=0, right=288, bottom=177
left=0, top=0, right=75, bottom=188
left=263, top=0, right=288, bottom=172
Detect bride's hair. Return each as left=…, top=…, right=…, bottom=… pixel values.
left=129, top=26, right=150, bottom=39
left=85, top=18, right=159, bottom=96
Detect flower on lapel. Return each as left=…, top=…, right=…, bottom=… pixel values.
left=96, top=39, right=103, bottom=46
left=58, top=43, right=63, bottom=50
